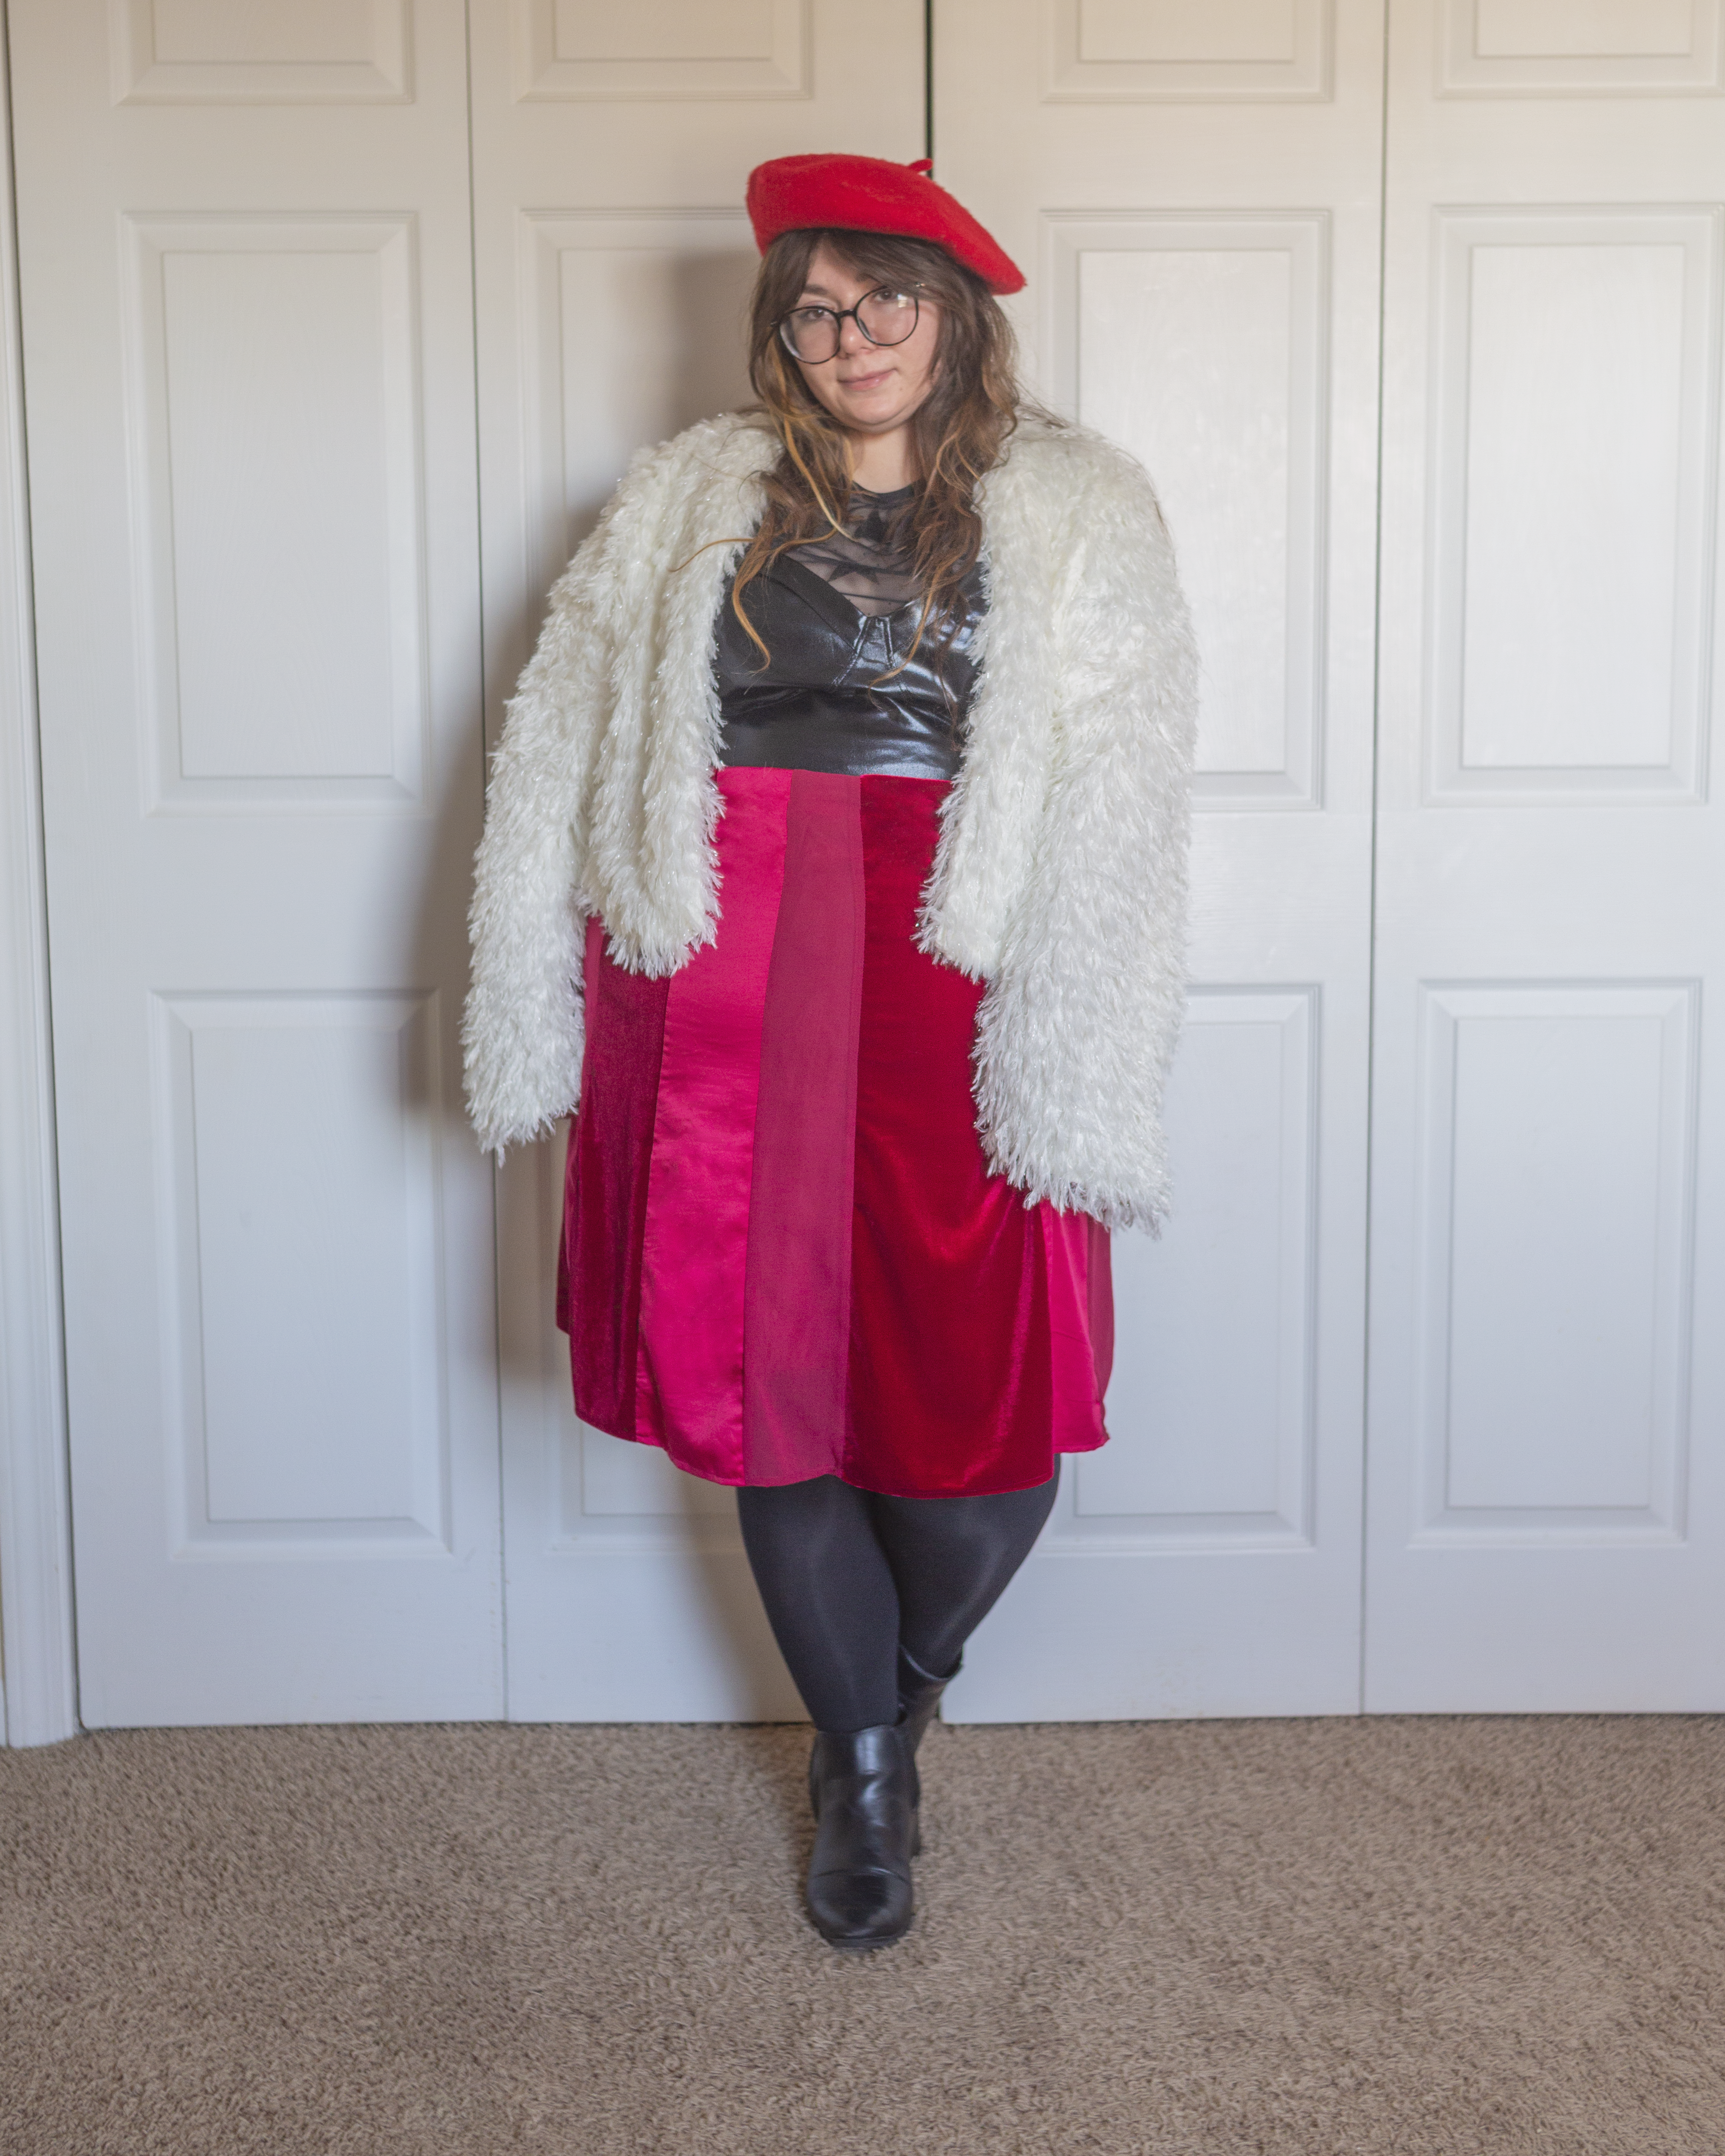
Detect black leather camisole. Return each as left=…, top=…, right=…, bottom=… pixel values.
left=715, top=483, right=986, bottom=782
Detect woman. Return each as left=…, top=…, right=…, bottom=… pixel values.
left=464, top=154, right=1197, bottom=1952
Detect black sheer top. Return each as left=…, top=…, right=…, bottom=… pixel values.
left=715, top=483, right=986, bottom=782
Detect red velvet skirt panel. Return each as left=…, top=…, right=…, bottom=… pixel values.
left=556, top=924, right=667, bottom=1442
left=740, top=771, right=868, bottom=1484
left=846, top=779, right=1057, bottom=1494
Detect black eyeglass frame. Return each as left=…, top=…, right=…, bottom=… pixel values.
left=776, top=285, right=923, bottom=364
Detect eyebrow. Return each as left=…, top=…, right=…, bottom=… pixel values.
left=796, top=281, right=847, bottom=304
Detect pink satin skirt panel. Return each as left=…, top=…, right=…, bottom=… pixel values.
left=557, top=765, right=1112, bottom=1498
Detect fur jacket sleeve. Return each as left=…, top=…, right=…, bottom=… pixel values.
left=462, top=411, right=1198, bottom=1232
left=459, top=428, right=715, bottom=1159
left=957, top=429, right=1198, bottom=1230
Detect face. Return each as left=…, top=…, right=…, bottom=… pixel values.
left=788, top=241, right=944, bottom=439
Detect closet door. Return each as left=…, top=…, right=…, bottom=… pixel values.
left=13, top=0, right=501, bottom=1724
left=931, top=0, right=1386, bottom=1717
left=1365, top=0, right=1725, bottom=1709
left=468, top=0, right=927, bottom=1719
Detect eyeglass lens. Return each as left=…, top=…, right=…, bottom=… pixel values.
left=780, top=289, right=919, bottom=363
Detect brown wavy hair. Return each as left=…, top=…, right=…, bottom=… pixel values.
left=731, top=227, right=1029, bottom=667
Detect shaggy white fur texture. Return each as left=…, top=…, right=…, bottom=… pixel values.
left=463, top=411, right=1197, bottom=1230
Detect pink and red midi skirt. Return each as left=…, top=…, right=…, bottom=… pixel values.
left=556, top=766, right=1113, bottom=1498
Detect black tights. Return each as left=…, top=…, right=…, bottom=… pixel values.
left=736, top=1471, right=1059, bottom=1733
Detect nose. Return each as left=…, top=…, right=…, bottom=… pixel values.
left=836, top=310, right=871, bottom=356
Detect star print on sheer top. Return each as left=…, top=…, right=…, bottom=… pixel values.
left=792, top=483, right=923, bottom=618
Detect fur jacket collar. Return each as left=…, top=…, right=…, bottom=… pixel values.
left=463, top=411, right=1197, bottom=1230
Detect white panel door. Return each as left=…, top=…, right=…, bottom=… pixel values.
left=468, top=0, right=927, bottom=1719
left=931, top=0, right=1385, bottom=1717
left=1366, top=0, right=1725, bottom=1708
left=13, top=0, right=502, bottom=1724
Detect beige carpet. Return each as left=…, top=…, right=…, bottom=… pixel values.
left=2, top=1716, right=1723, bottom=2154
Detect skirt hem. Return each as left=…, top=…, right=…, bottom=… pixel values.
left=569, top=1401, right=1108, bottom=1501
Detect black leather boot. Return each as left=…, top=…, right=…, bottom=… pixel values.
left=805, top=1723, right=917, bottom=1951
left=896, top=1644, right=959, bottom=1759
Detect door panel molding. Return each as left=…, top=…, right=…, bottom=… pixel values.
left=1438, top=0, right=1725, bottom=96
left=1425, top=205, right=1720, bottom=804
left=511, top=0, right=812, bottom=101
left=1044, top=0, right=1335, bottom=102
left=1410, top=980, right=1698, bottom=1546
left=149, top=989, right=458, bottom=1560
left=516, top=209, right=756, bottom=591
left=1043, top=209, right=1331, bottom=805
left=109, top=0, right=414, bottom=105
left=120, top=214, right=433, bottom=813
left=1066, top=986, right=1320, bottom=1551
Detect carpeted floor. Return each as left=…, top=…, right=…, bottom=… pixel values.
left=2, top=1716, right=1723, bottom=2154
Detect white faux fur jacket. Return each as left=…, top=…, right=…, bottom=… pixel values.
left=463, top=410, right=1197, bottom=1230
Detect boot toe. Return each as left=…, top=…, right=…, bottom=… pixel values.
left=807, top=1863, right=913, bottom=1949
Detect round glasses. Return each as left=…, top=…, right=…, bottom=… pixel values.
left=777, top=286, right=921, bottom=364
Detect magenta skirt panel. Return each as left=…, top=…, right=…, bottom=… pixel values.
left=557, top=765, right=1113, bottom=1499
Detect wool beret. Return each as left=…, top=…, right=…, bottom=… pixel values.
left=745, top=153, right=1026, bottom=296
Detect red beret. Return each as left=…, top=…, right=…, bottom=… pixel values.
left=745, top=153, right=1025, bottom=297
